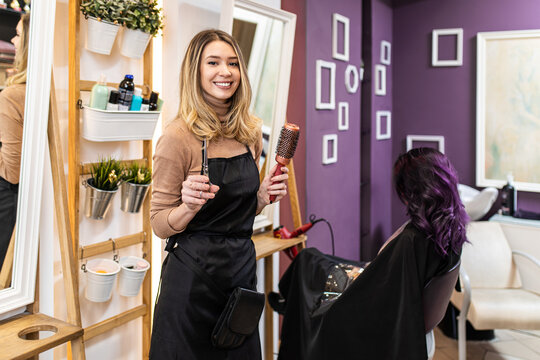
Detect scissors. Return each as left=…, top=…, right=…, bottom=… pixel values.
left=201, top=138, right=211, bottom=185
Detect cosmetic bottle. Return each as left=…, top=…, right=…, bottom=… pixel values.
left=140, top=98, right=149, bottom=111
left=149, top=91, right=159, bottom=111
left=90, top=74, right=109, bottom=110
left=500, top=173, right=517, bottom=216
left=106, top=90, right=120, bottom=111
left=130, top=88, right=143, bottom=111
left=118, top=74, right=135, bottom=111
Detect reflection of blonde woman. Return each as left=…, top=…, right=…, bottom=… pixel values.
left=0, top=13, right=30, bottom=269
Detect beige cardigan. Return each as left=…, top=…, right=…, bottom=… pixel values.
left=150, top=118, right=262, bottom=239
left=0, top=84, right=25, bottom=184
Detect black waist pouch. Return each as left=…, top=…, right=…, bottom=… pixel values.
left=171, top=244, right=265, bottom=349
left=212, top=287, right=265, bottom=349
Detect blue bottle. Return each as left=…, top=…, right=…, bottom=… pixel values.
left=130, top=88, right=143, bottom=111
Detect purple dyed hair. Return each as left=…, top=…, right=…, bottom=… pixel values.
left=393, top=148, right=469, bottom=256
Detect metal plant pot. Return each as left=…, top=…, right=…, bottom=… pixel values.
left=84, top=178, right=118, bottom=220
left=120, top=182, right=151, bottom=213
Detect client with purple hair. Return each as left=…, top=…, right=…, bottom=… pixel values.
left=276, top=147, right=469, bottom=360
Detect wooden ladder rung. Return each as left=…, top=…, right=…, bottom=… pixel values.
left=80, top=159, right=150, bottom=176
left=79, top=232, right=146, bottom=259
left=83, top=305, right=147, bottom=341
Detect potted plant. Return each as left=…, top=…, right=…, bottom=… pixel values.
left=120, top=0, right=163, bottom=59
left=120, top=162, right=152, bottom=213
left=80, top=0, right=128, bottom=55
left=84, top=157, right=123, bottom=219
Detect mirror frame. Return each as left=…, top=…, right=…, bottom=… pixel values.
left=220, top=0, right=296, bottom=231
left=0, top=0, right=56, bottom=315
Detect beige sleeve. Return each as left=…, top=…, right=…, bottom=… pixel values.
left=150, top=123, right=193, bottom=239
left=0, top=86, right=25, bottom=184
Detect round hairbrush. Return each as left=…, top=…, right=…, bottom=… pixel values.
left=270, top=123, right=300, bottom=203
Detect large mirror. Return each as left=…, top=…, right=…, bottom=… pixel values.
left=0, top=0, right=56, bottom=315
left=220, top=0, right=296, bottom=231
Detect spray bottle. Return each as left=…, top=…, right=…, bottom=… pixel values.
left=501, top=173, right=517, bottom=216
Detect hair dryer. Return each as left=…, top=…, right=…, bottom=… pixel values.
left=269, top=123, right=300, bottom=203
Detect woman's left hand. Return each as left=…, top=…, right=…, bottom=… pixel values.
left=257, top=164, right=289, bottom=213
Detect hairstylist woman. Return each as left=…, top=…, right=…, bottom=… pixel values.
left=149, top=29, right=288, bottom=359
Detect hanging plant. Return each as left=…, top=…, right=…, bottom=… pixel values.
left=90, top=157, right=123, bottom=191
left=80, top=0, right=129, bottom=24
left=123, top=0, right=164, bottom=36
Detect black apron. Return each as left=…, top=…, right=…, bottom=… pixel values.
left=150, top=148, right=262, bottom=360
left=0, top=176, right=18, bottom=270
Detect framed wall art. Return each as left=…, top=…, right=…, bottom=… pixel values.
left=477, top=29, right=540, bottom=192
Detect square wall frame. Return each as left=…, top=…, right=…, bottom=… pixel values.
left=406, top=135, right=445, bottom=153
left=332, top=13, right=349, bottom=62
left=316, top=60, right=336, bottom=110
left=432, top=28, right=463, bottom=67
left=322, top=134, right=338, bottom=164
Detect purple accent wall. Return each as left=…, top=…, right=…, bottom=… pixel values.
left=306, top=0, right=362, bottom=259
left=391, top=0, right=540, bottom=229
left=361, top=0, right=394, bottom=260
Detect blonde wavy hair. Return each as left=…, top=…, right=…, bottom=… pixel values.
left=178, top=29, right=260, bottom=144
left=6, top=13, right=30, bottom=86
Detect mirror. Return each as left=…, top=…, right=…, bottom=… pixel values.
left=220, top=0, right=296, bottom=232
left=0, top=0, right=56, bottom=315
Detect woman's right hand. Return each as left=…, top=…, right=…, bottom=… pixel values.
left=181, top=175, right=219, bottom=212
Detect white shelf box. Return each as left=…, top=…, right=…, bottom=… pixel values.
left=82, top=106, right=161, bottom=142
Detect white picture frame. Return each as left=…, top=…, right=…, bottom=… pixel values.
left=476, top=29, right=540, bottom=192
left=376, top=111, right=391, bottom=140
left=432, top=28, right=463, bottom=67
left=332, top=13, right=349, bottom=62
left=344, top=64, right=359, bottom=93
left=338, top=102, right=349, bottom=131
left=380, top=40, right=391, bottom=65
left=406, top=135, right=445, bottom=153
left=374, top=64, right=386, bottom=96
left=316, top=60, right=336, bottom=110
left=322, top=134, right=338, bottom=165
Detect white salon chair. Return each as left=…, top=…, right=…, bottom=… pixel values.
left=458, top=184, right=498, bottom=221
left=450, top=222, right=540, bottom=360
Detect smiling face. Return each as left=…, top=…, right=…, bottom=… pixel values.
left=199, top=40, right=241, bottom=103
left=11, top=20, right=23, bottom=54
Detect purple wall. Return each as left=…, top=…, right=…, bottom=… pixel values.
left=391, top=0, right=540, bottom=229
left=306, top=0, right=362, bottom=259
left=361, top=0, right=394, bottom=260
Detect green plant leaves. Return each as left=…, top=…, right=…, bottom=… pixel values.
left=80, top=0, right=162, bottom=34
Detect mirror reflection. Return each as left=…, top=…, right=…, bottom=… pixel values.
left=232, top=7, right=284, bottom=168
left=0, top=8, right=30, bottom=289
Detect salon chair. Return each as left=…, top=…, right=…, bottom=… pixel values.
left=458, top=184, right=498, bottom=221
left=423, top=260, right=461, bottom=359
left=450, top=221, right=540, bottom=360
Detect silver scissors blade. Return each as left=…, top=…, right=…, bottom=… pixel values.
left=202, top=138, right=210, bottom=179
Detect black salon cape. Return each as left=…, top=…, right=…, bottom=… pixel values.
left=278, top=223, right=459, bottom=360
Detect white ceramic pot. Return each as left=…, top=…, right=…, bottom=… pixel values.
left=85, top=16, right=119, bottom=55
left=120, top=28, right=152, bottom=59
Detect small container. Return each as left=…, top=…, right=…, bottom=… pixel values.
left=140, top=99, right=149, bottom=111
left=106, top=90, right=120, bottom=111
left=90, top=74, right=109, bottom=110
left=130, top=88, right=143, bottom=111
left=501, top=173, right=517, bottom=216
left=149, top=91, right=159, bottom=111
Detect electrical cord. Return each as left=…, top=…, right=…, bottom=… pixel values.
left=309, top=214, right=335, bottom=256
